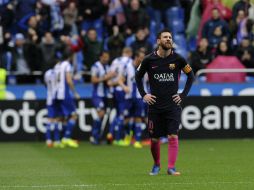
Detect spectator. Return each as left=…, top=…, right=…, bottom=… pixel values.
left=130, top=27, right=153, bottom=54
left=82, top=28, right=103, bottom=72
left=15, top=0, right=37, bottom=21
left=232, top=0, right=251, bottom=21
left=198, top=0, right=232, bottom=42
left=41, top=0, right=65, bottom=36
left=10, top=33, right=31, bottom=74
left=39, top=31, right=60, bottom=72
left=104, top=0, right=126, bottom=35
left=8, top=33, right=43, bottom=83
left=0, top=31, right=12, bottom=70
left=236, top=37, right=254, bottom=71
left=202, top=8, right=230, bottom=48
left=190, top=38, right=213, bottom=74
left=124, top=0, right=150, bottom=35
left=230, top=9, right=246, bottom=44
left=238, top=18, right=253, bottom=43
left=63, top=1, right=78, bottom=35
left=107, top=25, right=125, bottom=60
left=78, top=0, right=107, bottom=39
left=35, top=1, right=51, bottom=33
left=0, top=3, right=15, bottom=32
left=215, top=40, right=232, bottom=56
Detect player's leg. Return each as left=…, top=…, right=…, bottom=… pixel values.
left=91, top=97, right=105, bottom=144
left=133, top=117, right=143, bottom=148
left=123, top=99, right=134, bottom=146
left=166, top=109, right=181, bottom=176
left=45, top=105, right=55, bottom=147
left=148, top=112, right=163, bottom=175
left=51, top=101, right=64, bottom=148
left=133, top=98, right=146, bottom=148
left=113, top=91, right=127, bottom=146
left=45, top=118, right=54, bottom=147
left=53, top=117, right=65, bottom=148
left=107, top=91, right=119, bottom=144
left=61, top=99, right=79, bottom=148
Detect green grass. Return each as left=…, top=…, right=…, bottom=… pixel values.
left=0, top=139, right=254, bottom=190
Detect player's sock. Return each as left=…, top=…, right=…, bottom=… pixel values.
left=91, top=119, right=101, bottom=142
left=109, top=117, right=117, bottom=135
left=45, top=122, right=53, bottom=142
left=151, top=139, right=160, bottom=166
left=115, top=116, right=124, bottom=141
left=126, top=120, right=134, bottom=136
left=134, top=122, right=142, bottom=142
left=168, top=136, right=179, bottom=169
left=53, top=122, right=60, bottom=142
left=63, top=119, right=76, bottom=138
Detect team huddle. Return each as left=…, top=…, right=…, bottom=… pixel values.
left=90, top=47, right=149, bottom=148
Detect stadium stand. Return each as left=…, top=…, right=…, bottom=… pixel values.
left=0, top=0, right=254, bottom=84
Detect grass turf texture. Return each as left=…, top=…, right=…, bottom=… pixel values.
left=0, top=140, right=253, bottom=190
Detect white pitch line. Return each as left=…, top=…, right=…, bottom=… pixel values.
left=1, top=181, right=254, bottom=189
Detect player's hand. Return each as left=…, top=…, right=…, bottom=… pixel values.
left=74, top=92, right=80, bottom=100
left=123, top=86, right=130, bottom=93
left=143, top=94, right=156, bottom=105
left=172, top=94, right=182, bottom=105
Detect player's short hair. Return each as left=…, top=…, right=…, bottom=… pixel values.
left=122, top=47, right=133, bottom=54
left=55, top=46, right=73, bottom=61
left=134, top=49, right=145, bottom=58
left=156, top=28, right=172, bottom=39
left=99, top=50, right=110, bottom=57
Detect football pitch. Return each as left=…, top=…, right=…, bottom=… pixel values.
left=0, top=139, right=254, bottom=190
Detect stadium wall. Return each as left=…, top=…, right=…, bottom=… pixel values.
left=0, top=97, right=253, bottom=141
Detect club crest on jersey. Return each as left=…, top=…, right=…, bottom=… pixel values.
left=169, top=63, right=175, bottom=70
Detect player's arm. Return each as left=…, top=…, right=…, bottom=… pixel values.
left=135, top=58, right=156, bottom=105
left=118, top=74, right=130, bottom=93
left=91, top=71, right=116, bottom=84
left=173, top=62, right=195, bottom=105
left=181, top=64, right=195, bottom=99
left=66, top=71, right=80, bottom=99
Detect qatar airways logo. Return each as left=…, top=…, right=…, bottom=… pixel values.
left=154, top=73, right=174, bottom=82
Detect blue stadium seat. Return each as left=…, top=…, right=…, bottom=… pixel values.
left=174, top=34, right=188, bottom=59
left=170, top=20, right=185, bottom=34
left=103, top=37, right=109, bottom=50
left=150, top=20, right=164, bottom=34
left=188, top=36, right=197, bottom=52
left=174, top=34, right=187, bottom=49
left=166, top=7, right=184, bottom=21
left=175, top=48, right=188, bottom=59
left=125, top=35, right=135, bottom=47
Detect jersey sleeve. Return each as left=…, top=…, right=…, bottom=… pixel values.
left=135, top=57, right=149, bottom=98
left=65, top=62, right=73, bottom=73
left=179, top=57, right=192, bottom=74
left=91, top=65, right=98, bottom=77
left=178, top=56, right=195, bottom=99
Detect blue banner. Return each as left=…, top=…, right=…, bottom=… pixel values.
left=5, top=82, right=254, bottom=100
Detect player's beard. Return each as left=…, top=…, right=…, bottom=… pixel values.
left=161, top=41, right=173, bottom=50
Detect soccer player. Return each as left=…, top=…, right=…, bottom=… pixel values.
left=119, top=50, right=148, bottom=148
left=135, top=29, right=195, bottom=175
left=107, top=47, right=133, bottom=146
left=44, top=68, right=62, bottom=148
left=54, top=47, right=80, bottom=148
left=132, top=50, right=149, bottom=148
left=90, top=51, right=115, bottom=144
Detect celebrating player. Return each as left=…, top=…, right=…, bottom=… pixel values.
left=90, top=51, right=115, bottom=144
left=54, top=47, right=80, bottom=148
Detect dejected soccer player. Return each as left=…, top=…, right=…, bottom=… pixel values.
left=135, top=29, right=195, bottom=176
